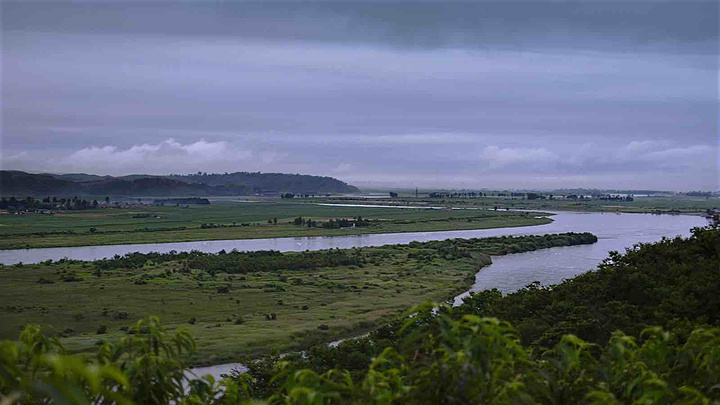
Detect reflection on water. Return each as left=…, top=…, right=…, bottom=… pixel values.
left=0, top=211, right=707, bottom=265
left=453, top=212, right=708, bottom=304
left=186, top=362, right=248, bottom=381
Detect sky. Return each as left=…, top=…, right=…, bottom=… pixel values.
left=1, top=1, right=718, bottom=191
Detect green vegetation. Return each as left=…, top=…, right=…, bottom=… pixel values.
left=318, top=193, right=720, bottom=216
left=476, top=195, right=719, bottom=215
left=0, top=201, right=550, bottom=249
left=238, top=225, right=719, bottom=402
left=0, top=233, right=595, bottom=364
left=1, top=227, right=718, bottom=404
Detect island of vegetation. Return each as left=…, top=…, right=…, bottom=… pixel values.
left=1, top=226, right=717, bottom=404
left=152, top=197, right=211, bottom=205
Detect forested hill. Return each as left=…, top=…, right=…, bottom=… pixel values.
left=166, top=172, right=359, bottom=194
left=0, top=170, right=359, bottom=197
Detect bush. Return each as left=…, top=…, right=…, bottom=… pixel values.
left=4, top=316, right=719, bottom=405
left=114, top=311, right=129, bottom=320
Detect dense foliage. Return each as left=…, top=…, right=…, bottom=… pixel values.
left=90, top=232, right=596, bottom=275
left=0, top=196, right=99, bottom=211
left=92, top=249, right=365, bottom=275
left=168, top=172, right=359, bottom=194
left=455, top=225, right=720, bottom=348
left=242, top=226, right=719, bottom=401
left=2, top=314, right=718, bottom=404
left=404, top=232, right=597, bottom=256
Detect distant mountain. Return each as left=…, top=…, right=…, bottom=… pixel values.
left=45, top=173, right=113, bottom=183
left=0, top=170, right=359, bottom=197
left=167, top=172, right=359, bottom=194
left=1, top=171, right=76, bottom=195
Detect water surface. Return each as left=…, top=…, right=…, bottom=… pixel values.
left=0, top=211, right=706, bottom=265
left=453, top=212, right=708, bottom=304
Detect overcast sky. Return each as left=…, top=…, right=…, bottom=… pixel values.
left=1, top=1, right=718, bottom=190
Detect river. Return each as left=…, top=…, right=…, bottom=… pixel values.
left=0, top=211, right=706, bottom=265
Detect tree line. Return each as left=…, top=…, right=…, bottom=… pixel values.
left=0, top=196, right=104, bottom=211
left=92, top=248, right=365, bottom=275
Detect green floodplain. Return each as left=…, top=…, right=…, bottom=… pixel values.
left=0, top=200, right=551, bottom=250
left=335, top=193, right=719, bottom=215
left=0, top=232, right=597, bottom=364
left=2, top=193, right=718, bottom=250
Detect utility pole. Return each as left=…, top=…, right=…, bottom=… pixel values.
left=415, top=187, right=418, bottom=198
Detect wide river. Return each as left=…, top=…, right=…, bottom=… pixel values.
left=0, top=211, right=707, bottom=269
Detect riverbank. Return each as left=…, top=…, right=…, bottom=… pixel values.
left=0, top=200, right=550, bottom=250
left=0, top=232, right=596, bottom=366
left=314, top=195, right=718, bottom=216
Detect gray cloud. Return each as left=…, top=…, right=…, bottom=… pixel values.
left=1, top=1, right=718, bottom=190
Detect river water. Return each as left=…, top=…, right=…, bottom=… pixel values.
left=0, top=211, right=707, bottom=265
left=452, top=211, right=709, bottom=304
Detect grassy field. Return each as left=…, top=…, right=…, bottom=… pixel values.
left=0, top=232, right=596, bottom=365
left=0, top=201, right=550, bottom=249
left=314, top=195, right=720, bottom=215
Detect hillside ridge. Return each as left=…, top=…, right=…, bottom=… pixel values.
left=0, top=170, right=359, bottom=196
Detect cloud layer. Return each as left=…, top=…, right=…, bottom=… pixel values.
left=3, top=139, right=251, bottom=176
left=1, top=2, right=717, bottom=190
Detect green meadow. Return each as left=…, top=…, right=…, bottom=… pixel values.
left=0, top=232, right=596, bottom=365
left=345, top=194, right=719, bottom=215
left=0, top=200, right=550, bottom=249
